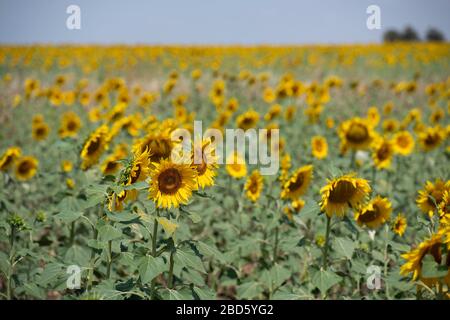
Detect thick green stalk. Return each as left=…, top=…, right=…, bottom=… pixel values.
left=322, top=215, right=332, bottom=270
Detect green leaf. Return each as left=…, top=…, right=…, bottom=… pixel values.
left=192, top=286, right=216, bottom=300
left=311, top=269, right=341, bottom=294
left=98, top=224, right=122, bottom=242
left=196, top=241, right=227, bottom=264
left=421, top=254, right=448, bottom=278
left=334, top=237, right=356, bottom=259
left=174, top=248, right=206, bottom=273
left=54, top=210, right=82, bottom=223
left=138, top=255, right=167, bottom=284
left=64, top=245, right=90, bottom=266
left=105, top=210, right=140, bottom=223
left=37, top=263, right=65, bottom=286
left=237, top=282, right=263, bottom=299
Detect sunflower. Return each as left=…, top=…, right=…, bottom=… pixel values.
left=283, top=199, right=305, bottom=221
left=134, top=129, right=175, bottom=163
left=339, top=117, right=376, bottom=151
left=320, top=173, right=371, bottom=218
left=225, top=152, right=247, bottom=179
left=108, top=190, right=128, bottom=211
left=80, top=125, right=110, bottom=170
left=244, top=170, right=264, bottom=202
left=438, top=190, right=450, bottom=219
left=15, top=156, right=38, bottom=181
left=101, top=154, right=122, bottom=176
left=263, top=87, right=276, bottom=104
left=281, top=165, right=313, bottom=200
left=366, top=106, right=380, bottom=127
left=392, top=131, right=415, bottom=156
left=392, top=213, right=407, bottom=236
left=382, top=118, right=399, bottom=134
left=236, top=109, right=259, bottom=130
left=148, top=159, right=197, bottom=209
left=32, top=122, right=50, bottom=141
left=416, top=179, right=450, bottom=216
left=418, top=126, right=445, bottom=151
left=61, top=160, right=73, bottom=173
left=191, top=138, right=218, bottom=189
left=354, top=196, right=392, bottom=229
left=59, top=111, right=82, bottom=138
left=371, top=136, right=395, bottom=170
left=311, top=136, right=328, bottom=160
left=0, top=147, right=21, bottom=171
left=66, top=178, right=75, bottom=189
left=400, top=232, right=450, bottom=287
left=126, top=147, right=151, bottom=185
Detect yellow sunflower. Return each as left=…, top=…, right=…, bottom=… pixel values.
left=32, top=122, right=50, bottom=141
left=283, top=199, right=305, bottom=221
left=191, top=138, right=218, bottom=189
left=400, top=232, right=450, bottom=287
left=339, top=117, right=376, bottom=151
left=80, top=125, right=110, bottom=170
left=134, top=129, right=175, bottom=163
left=15, top=156, right=38, bottom=181
left=311, top=136, right=328, bottom=160
left=60, top=160, right=73, bottom=173
left=279, top=153, right=291, bottom=182
left=126, top=147, right=151, bottom=185
left=148, top=159, right=197, bottom=209
left=438, top=190, right=450, bottom=219
left=244, top=170, right=264, bottom=202
left=418, top=126, right=445, bottom=151
left=281, top=165, right=313, bottom=200
left=392, top=213, right=407, bottom=236
left=416, top=179, right=450, bottom=217
left=371, top=136, right=395, bottom=170
left=236, top=109, right=259, bottom=130
left=59, top=111, right=82, bottom=138
left=225, top=152, right=247, bottom=179
left=320, top=173, right=371, bottom=218
left=392, top=131, right=415, bottom=156
left=0, top=147, right=21, bottom=171
left=354, top=196, right=392, bottom=229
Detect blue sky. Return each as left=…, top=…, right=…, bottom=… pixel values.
left=0, top=0, right=449, bottom=44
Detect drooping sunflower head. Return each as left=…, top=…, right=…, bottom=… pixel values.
left=320, top=173, right=371, bottom=218
left=80, top=125, right=110, bottom=170
left=0, top=147, right=22, bottom=171
left=354, top=196, right=392, bottom=229
left=244, top=170, right=264, bottom=202
left=15, top=156, right=38, bottom=181
left=371, top=136, right=395, bottom=170
left=126, top=147, right=151, bottom=185
left=148, top=159, right=197, bottom=209
left=416, top=179, right=450, bottom=216
left=438, top=190, right=450, bottom=219
left=418, top=126, right=445, bottom=152
left=281, top=165, right=313, bottom=200
left=392, top=131, right=415, bottom=156
left=392, top=213, right=407, bottom=236
left=400, top=232, right=450, bottom=286
left=191, top=138, right=218, bottom=189
left=226, top=152, right=247, bottom=179
left=339, top=117, right=376, bottom=151
left=311, top=136, right=328, bottom=160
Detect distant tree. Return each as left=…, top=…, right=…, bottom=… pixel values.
left=401, top=26, right=420, bottom=41
left=383, top=29, right=400, bottom=42
left=426, top=28, right=445, bottom=42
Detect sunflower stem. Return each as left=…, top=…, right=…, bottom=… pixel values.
left=7, top=226, right=15, bottom=300
left=322, top=215, right=332, bottom=270
left=383, top=225, right=391, bottom=299
left=106, top=240, right=112, bottom=279
left=273, top=225, right=279, bottom=264
left=168, top=249, right=175, bottom=289
left=150, top=215, right=159, bottom=298
left=69, top=221, right=75, bottom=246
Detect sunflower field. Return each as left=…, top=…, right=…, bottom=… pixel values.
left=0, top=44, right=449, bottom=300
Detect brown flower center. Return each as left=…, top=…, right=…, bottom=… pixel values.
left=158, top=168, right=182, bottom=195
left=346, top=123, right=369, bottom=144
left=329, top=180, right=356, bottom=203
